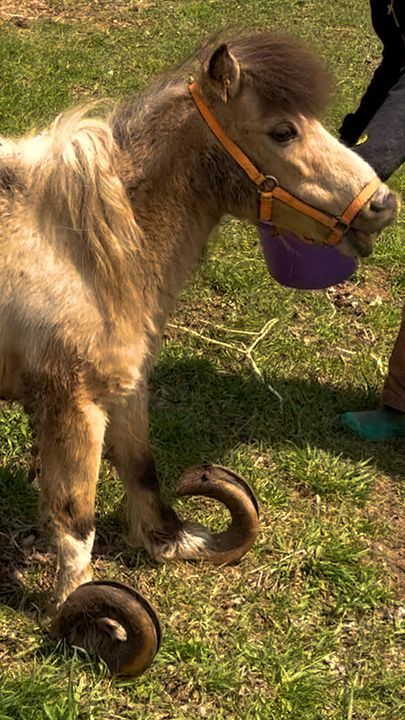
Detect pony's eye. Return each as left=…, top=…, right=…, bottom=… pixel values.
left=270, top=124, right=297, bottom=143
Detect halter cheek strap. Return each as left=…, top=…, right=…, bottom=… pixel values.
left=188, top=81, right=381, bottom=247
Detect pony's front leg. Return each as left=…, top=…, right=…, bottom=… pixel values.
left=106, top=390, right=210, bottom=561
left=105, top=388, right=180, bottom=555
left=35, top=397, right=106, bottom=607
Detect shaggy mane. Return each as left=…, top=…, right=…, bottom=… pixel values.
left=1, top=111, right=143, bottom=318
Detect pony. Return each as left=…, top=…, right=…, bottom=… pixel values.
left=0, top=31, right=397, bottom=607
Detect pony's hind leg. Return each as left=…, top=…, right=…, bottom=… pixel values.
left=34, top=395, right=106, bottom=607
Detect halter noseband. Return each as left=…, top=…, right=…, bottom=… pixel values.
left=188, top=81, right=381, bottom=247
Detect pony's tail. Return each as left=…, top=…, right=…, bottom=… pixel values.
left=28, top=107, right=140, bottom=310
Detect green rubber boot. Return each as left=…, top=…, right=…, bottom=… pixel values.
left=341, top=407, right=405, bottom=441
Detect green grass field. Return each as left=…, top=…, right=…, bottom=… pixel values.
left=0, top=1, right=403, bottom=718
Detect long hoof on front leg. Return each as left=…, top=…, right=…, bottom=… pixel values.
left=52, top=581, right=161, bottom=676
left=148, top=465, right=260, bottom=566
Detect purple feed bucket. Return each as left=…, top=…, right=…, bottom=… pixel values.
left=258, top=222, right=357, bottom=290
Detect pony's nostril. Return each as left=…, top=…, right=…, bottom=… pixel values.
left=370, top=198, right=385, bottom=213
left=370, top=190, right=397, bottom=214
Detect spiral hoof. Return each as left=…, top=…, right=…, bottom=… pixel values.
left=52, top=580, right=161, bottom=677
left=176, top=464, right=260, bottom=565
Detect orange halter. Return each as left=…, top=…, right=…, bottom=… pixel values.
left=188, top=81, right=381, bottom=247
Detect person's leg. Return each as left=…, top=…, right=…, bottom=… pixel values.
left=381, top=305, right=405, bottom=412
left=339, top=52, right=403, bottom=147
left=353, top=63, right=405, bottom=180
left=340, top=58, right=405, bottom=440
left=342, top=306, right=405, bottom=440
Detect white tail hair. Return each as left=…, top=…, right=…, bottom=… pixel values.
left=26, top=106, right=141, bottom=313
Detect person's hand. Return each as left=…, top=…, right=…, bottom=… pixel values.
left=338, top=113, right=360, bottom=146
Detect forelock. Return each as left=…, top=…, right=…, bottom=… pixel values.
left=202, top=31, right=332, bottom=116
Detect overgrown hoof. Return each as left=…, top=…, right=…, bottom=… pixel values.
left=176, top=464, right=260, bottom=565
left=52, top=580, right=161, bottom=677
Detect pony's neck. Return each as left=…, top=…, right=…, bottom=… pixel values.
left=113, top=82, right=256, bottom=338
left=130, top=172, right=221, bottom=332
left=113, top=88, right=225, bottom=332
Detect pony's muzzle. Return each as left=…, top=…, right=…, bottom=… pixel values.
left=369, top=187, right=398, bottom=215
left=342, top=185, right=397, bottom=258
left=355, top=185, right=398, bottom=234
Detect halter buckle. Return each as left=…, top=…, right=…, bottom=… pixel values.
left=258, top=174, right=280, bottom=193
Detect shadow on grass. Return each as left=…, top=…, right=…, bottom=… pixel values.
left=0, top=467, right=55, bottom=615
left=0, top=355, right=403, bottom=617
left=149, top=355, right=405, bottom=483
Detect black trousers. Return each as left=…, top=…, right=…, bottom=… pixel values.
left=339, top=53, right=405, bottom=180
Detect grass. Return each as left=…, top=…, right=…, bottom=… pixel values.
left=0, top=1, right=404, bottom=718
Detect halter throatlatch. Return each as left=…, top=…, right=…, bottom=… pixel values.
left=188, top=81, right=381, bottom=247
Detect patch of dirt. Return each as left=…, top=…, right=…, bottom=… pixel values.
left=327, top=267, right=393, bottom=315
left=0, top=516, right=41, bottom=616
left=0, top=1, right=153, bottom=28
left=369, top=479, right=405, bottom=598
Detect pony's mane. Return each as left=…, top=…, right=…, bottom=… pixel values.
left=0, top=110, right=143, bottom=318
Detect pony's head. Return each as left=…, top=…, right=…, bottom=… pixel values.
left=195, top=32, right=397, bottom=257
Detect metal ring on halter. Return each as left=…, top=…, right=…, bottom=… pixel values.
left=259, top=174, right=280, bottom=192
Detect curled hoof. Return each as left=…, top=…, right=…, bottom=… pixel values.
left=52, top=580, right=161, bottom=677
left=176, top=464, right=260, bottom=565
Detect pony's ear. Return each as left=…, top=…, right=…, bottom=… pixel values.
left=206, top=44, right=241, bottom=102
